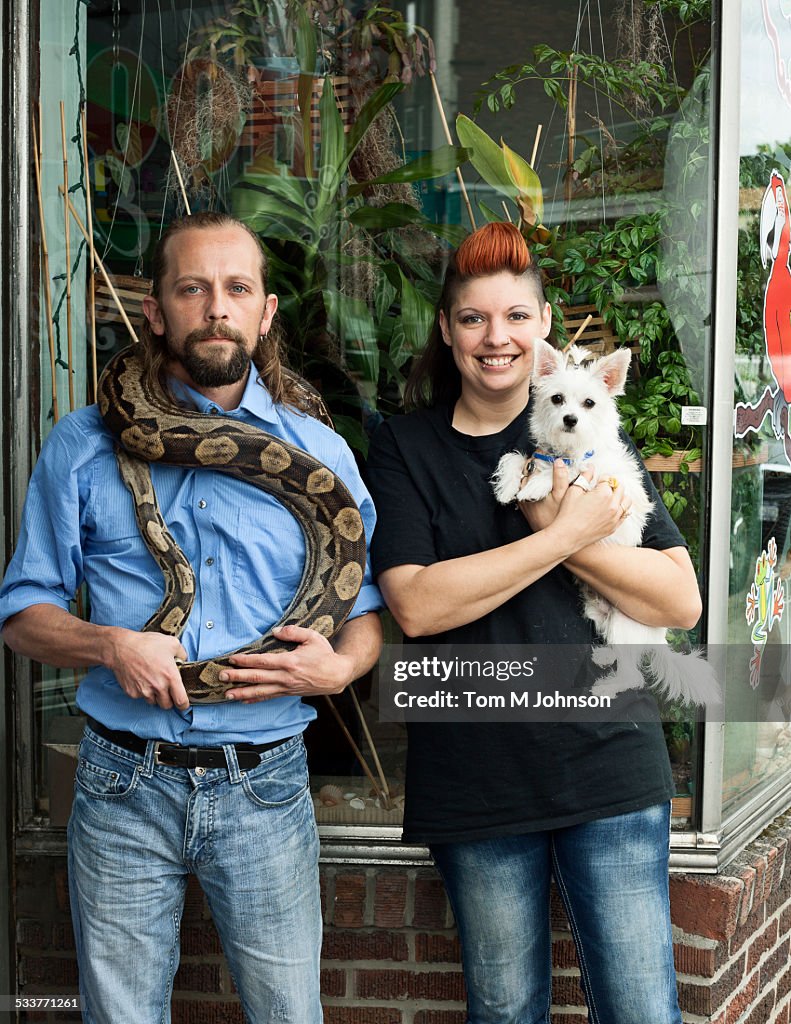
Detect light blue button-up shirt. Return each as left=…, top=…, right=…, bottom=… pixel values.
left=0, top=365, right=382, bottom=744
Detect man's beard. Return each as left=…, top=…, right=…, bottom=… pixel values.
left=170, top=324, right=253, bottom=388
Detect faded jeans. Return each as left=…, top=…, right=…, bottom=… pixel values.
left=431, top=802, right=682, bottom=1024
left=68, top=727, right=322, bottom=1024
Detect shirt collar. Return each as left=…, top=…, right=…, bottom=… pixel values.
left=169, top=363, right=280, bottom=425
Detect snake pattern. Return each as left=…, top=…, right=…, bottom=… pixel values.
left=97, top=345, right=367, bottom=704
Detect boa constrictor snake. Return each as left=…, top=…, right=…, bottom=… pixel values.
left=97, top=345, right=367, bottom=704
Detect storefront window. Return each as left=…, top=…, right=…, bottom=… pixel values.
left=28, top=0, right=715, bottom=838
left=724, top=0, right=791, bottom=819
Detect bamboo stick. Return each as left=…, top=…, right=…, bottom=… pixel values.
left=59, top=187, right=140, bottom=344
left=501, top=201, right=512, bottom=223
left=565, top=62, right=578, bottom=205
left=60, top=102, right=75, bottom=412
left=32, top=105, right=59, bottom=424
left=429, top=71, right=476, bottom=231
left=529, top=124, right=543, bottom=169
left=170, top=149, right=192, bottom=216
left=561, top=313, right=593, bottom=351
left=347, top=686, right=391, bottom=808
left=322, top=695, right=387, bottom=805
left=81, top=104, right=98, bottom=400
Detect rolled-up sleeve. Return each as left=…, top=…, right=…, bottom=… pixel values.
left=328, top=443, right=383, bottom=619
left=0, top=423, right=89, bottom=631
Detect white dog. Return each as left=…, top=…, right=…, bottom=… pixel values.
left=492, top=338, right=721, bottom=706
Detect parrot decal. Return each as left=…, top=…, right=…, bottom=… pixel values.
left=746, top=538, right=786, bottom=688
left=735, top=170, right=791, bottom=461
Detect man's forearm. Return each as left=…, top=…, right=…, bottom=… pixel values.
left=2, top=603, right=118, bottom=669
left=331, top=612, right=384, bottom=685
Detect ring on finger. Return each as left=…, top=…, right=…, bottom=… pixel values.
left=603, top=476, right=619, bottom=491
left=620, top=504, right=630, bottom=519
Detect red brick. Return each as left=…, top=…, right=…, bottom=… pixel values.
left=51, top=923, right=76, bottom=951
left=182, top=875, right=207, bottom=920
left=761, top=938, right=791, bottom=990
left=781, top=903, right=791, bottom=937
left=373, top=872, right=408, bottom=928
left=321, top=968, right=347, bottom=997
left=415, top=933, right=462, bottom=963
left=172, top=962, right=222, bottom=993
left=334, top=873, right=367, bottom=928
left=414, top=1012, right=467, bottom=1024
left=549, top=886, right=570, bottom=930
left=552, top=937, right=579, bottom=970
left=179, top=923, right=223, bottom=956
left=322, top=930, right=408, bottom=962
left=779, top=959, right=791, bottom=1002
left=16, top=921, right=49, bottom=948
left=748, top=919, right=780, bottom=971
left=324, top=1009, right=402, bottom=1024
left=550, top=1016, right=589, bottom=1024
left=20, top=956, right=78, bottom=987
left=355, top=968, right=466, bottom=1002
left=171, top=1000, right=245, bottom=1024
left=412, top=875, right=450, bottom=929
left=732, top=904, right=768, bottom=957
left=725, top=973, right=759, bottom=1024
left=673, top=940, right=717, bottom=977
left=551, top=973, right=586, bottom=1008
left=54, top=868, right=70, bottom=914
left=746, top=989, right=777, bottom=1024
left=670, top=874, right=745, bottom=940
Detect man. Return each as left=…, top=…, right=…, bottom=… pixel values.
left=0, top=211, right=383, bottom=1023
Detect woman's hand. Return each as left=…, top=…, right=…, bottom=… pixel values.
left=520, top=460, right=631, bottom=549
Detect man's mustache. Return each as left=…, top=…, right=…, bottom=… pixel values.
left=184, top=324, right=248, bottom=345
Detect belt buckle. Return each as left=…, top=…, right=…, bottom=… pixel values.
left=153, top=741, right=172, bottom=766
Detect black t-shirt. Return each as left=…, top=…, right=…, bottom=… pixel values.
left=366, top=403, right=684, bottom=844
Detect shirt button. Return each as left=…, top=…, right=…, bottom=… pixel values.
left=198, top=500, right=207, bottom=509
left=205, top=557, right=214, bottom=566
left=206, top=620, right=214, bottom=629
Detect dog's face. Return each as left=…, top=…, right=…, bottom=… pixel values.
left=528, top=339, right=631, bottom=456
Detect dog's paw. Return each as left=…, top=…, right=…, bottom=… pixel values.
left=492, top=451, right=528, bottom=504
left=591, top=645, right=617, bottom=668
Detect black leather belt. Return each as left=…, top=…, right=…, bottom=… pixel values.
left=86, top=717, right=291, bottom=771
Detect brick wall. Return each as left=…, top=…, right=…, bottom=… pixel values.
left=14, top=809, right=791, bottom=1023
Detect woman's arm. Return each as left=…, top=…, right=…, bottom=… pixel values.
left=521, top=460, right=702, bottom=630
left=379, top=479, right=628, bottom=636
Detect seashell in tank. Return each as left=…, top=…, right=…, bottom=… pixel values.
left=348, top=796, right=366, bottom=810
left=319, top=784, right=344, bottom=806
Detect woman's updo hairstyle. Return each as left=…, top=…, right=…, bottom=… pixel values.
left=404, top=222, right=547, bottom=409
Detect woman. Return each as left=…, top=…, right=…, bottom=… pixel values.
left=366, top=222, right=697, bottom=1024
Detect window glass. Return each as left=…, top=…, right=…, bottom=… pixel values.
left=31, top=0, right=713, bottom=833
left=724, top=1, right=791, bottom=816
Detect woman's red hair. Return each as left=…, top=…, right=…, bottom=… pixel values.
left=454, top=221, right=531, bottom=278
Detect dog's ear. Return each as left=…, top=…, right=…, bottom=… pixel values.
left=592, top=347, right=631, bottom=395
left=532, top=338, right=563, bottom=379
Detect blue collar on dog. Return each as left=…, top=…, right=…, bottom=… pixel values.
left=532, top=449, right=594, bottom=467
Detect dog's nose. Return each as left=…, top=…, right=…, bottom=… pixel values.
left=563, top=414, right=578, bottom=428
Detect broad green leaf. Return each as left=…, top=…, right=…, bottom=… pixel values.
left=477, top=199, right=507, bottom=223
left=324, top=289, right=379, bottom=384
left=398, top=269, right=435, bottom=353
left=294, top=3, right=318, bottom=75
left=332, top=414, right=370, bottom=458
left=501, top=140, right=543, bottom=224
left=298, top=73, right=316, bottom=179
left=231, top=186, right=314, bottom=236
left=349, top=202, right=468, bottom=245
left=347, top=145, right=468, bottom=197
left=456, top=114, right=513, bottom=196
left=345, top=83, right=404, bottom=164
left=317, top=77, right=345, bottom=208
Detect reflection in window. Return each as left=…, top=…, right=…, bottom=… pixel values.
left=32, top=0, right=715, bottom=832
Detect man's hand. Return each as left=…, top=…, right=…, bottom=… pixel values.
left=106, top=628, right=190, bottom=710
left=219, top=625, right=354, bottom=704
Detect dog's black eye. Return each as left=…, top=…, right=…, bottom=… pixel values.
left=583, top=399, right=596, bottom=409
left=551, top=394, right=564, bottom=405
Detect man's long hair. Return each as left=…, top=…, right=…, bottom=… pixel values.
left=404, top=221, right=548, bottom=409
left=139, top=211, right=311, bottom=413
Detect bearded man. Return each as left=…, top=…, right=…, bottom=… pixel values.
left=0, top=212, right=382, bottom=1024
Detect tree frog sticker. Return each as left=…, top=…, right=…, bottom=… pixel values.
left=735, top=170, right=791, bottom=461
left=746, top=538, right=786, bottom=688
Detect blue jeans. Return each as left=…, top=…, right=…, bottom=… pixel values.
left=431, top=803, right=682, bottom=1024
left=67, top=727, right=322, bottom=1024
